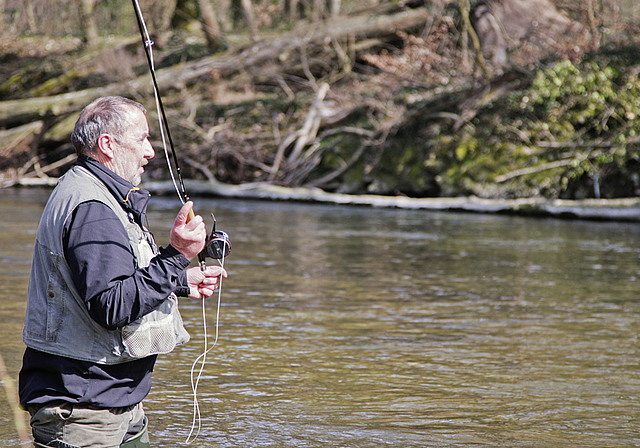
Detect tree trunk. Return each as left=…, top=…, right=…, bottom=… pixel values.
left=472, top=0, right=586, bottom=67
left=25, top=1, right=37, bottom=34
left=157, top=0, right=178, bottom=35
left=286, top=0, right=301, bottom=22
left=240, top=0, right=258, bottom=41
left=312, top=0, right=326, bottom=22
left=586, top=0, right=600, bottom=50
left=460, top=0, right=488, bottom=77
left=331, top=0, right=341, bottom=18
left=142, top=0, right=178, bottom=36
left=200, top=0, right=223, bottom=52
left=0, top=0, right=6, bottom=28
left=216, top=0, right=233, bottom=32
left=79, top=0, right=99, bottom=48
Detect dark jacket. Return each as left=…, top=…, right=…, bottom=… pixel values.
left=20, top=156, right=191, bottom=408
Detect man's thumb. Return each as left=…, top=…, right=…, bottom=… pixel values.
left=175, top=201, right=194, bottom=225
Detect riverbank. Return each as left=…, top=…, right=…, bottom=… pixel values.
left=143, top=179, right=640, bottom=222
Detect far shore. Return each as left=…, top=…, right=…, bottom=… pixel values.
left=142, top=179, right=640, bottom=222
left=9, top=177, right=640, bottom=221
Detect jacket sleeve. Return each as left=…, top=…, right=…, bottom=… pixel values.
left=63, top=200, right=191, bottom=330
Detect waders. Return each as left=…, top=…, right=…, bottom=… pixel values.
left=32, top=417, right=150, bottom=448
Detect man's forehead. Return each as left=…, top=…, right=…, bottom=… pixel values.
left=127, top=109, right=149, bottom=132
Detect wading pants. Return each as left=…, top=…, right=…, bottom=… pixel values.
left=28, top=402, right=149, bottom=448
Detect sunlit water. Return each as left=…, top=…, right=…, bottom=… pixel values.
left=1, top=188, right=639, bottom=447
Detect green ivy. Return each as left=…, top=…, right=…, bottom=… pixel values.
left=433, top=54, right=640, bottom=198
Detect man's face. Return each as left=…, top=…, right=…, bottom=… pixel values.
left=111, top=108, right=155, bottom=186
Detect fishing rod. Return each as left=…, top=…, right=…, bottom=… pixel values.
left=130, top=0, right=230, bottom=268
left=129, top=2, right=231, bottom=443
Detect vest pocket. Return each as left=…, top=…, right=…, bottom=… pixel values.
left=45, top=252, right=67, bottom=342
left=121, top=295, right=190, bottom=358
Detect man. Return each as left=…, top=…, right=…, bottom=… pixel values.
left=19, top=96, right=226, bottom=448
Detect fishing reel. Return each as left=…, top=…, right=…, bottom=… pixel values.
left=204, top=214, right=231, bottom=260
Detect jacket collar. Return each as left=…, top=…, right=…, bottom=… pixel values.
left=76, top=155, right=150, bottom=224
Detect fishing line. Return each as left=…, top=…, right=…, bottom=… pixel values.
left=184, top=225, right=230, bottom=443
left=131, top=0, right=186, bottom=204
left=130, top=3, right=232, bottom=444
left=185, top=257, right=225, bottom=444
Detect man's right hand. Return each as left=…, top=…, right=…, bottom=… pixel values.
left=170, top=201, right=206, bottom=261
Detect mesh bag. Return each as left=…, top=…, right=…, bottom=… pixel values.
left=122, top=295, right=190, bottom=358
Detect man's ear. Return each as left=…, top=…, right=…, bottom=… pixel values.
left=96, top=133, right=115, bottom=160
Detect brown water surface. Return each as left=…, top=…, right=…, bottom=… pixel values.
left=1, top=189, right=639, bottom=447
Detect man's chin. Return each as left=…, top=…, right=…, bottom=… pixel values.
left=134, top=168, right=144, bottom=185
left=130, top=173, right=142, bottom=186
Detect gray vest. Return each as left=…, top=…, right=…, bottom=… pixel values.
left=23, top=166, right=189, bottom=365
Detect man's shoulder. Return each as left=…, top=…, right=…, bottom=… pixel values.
left=57, top=165, right=104, bottom=190
left=49, top=166, right=114, bottom=210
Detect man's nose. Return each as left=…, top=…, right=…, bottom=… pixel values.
left=145, top=141, right=155, bottom=159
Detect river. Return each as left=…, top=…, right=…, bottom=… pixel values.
left=1, top=187, right=639, bottom=447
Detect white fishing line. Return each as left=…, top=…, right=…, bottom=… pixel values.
left=185, top=257, right=225, bottom=444
left=132, top=0, right=183, bottom=204
left=132, top=3, right=219, bottom=439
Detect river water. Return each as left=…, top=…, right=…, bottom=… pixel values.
left=0, top=188, right=639, bottom=447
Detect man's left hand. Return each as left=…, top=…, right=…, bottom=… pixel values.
left=186, top=265, right=227, bottom=299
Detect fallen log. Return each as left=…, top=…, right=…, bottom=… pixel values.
left=0, top=153, right=76, bottom=188
left=0, top=85, right=132, bottom=128
left=0, top=7, right=433, bottom=127
left=0, top=121, right=43, bottom=157
left=143, top=179, right=640, bottom=222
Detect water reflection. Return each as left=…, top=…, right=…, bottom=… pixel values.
left=0, top=190, right=639, bottom=447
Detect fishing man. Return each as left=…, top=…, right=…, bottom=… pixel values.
left=18, top=96, right=226, bottom=448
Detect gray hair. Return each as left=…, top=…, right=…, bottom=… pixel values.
left=71, top=96, right=147, bottom=156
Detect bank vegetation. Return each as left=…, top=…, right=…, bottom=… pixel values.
left=1, top=0, right=640, bottom=205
